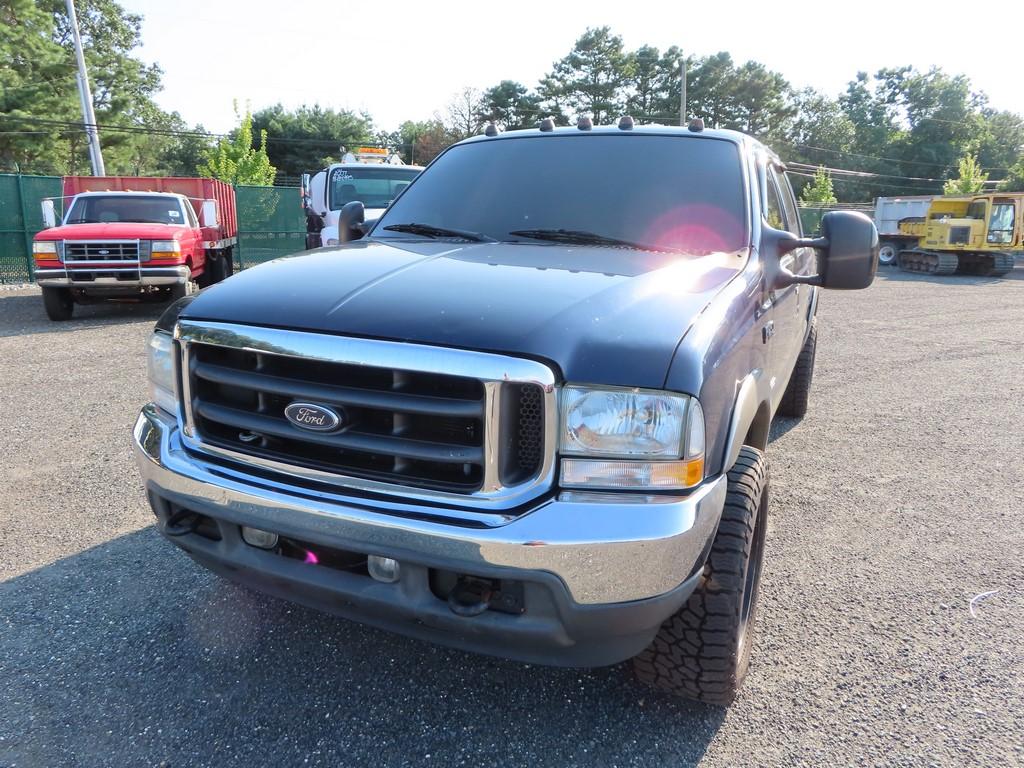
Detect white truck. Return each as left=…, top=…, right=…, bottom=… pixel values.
left=873, top=195, right=934, bottom=265
left=301, top=148, right=423, bottom=249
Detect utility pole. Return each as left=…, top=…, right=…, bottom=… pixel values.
left=66, top=0, right=105, bottom=176
left=679, top=59, right=687, bottom=126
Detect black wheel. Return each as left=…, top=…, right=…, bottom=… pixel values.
left=633, top=446, right=769, bottom=705
left=878, top=241, right=900, bottom=266
left=168, top=280, right=195, bottom=303
left=41, top=286, right=74, bottom=321
left=777, top=321, right=817, bottom=418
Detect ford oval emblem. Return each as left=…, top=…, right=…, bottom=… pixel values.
left=98, top=249, right=110, bottom=255
left=284, top=402, right=343, bottom=432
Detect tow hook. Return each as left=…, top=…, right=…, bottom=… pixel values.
left=161, top=508, right=201, bottom=537
left=447, top=577, right=493, bottom=617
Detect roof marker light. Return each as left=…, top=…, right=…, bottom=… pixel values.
left=577, top=115, right=593, bottom=131
left=539, top=117, right=555, bottom=132
left=618, top=115, right=634, bottom=130
left=484, top=122, right=499, bottom=137
left=688, top=118, right=705, bottom=132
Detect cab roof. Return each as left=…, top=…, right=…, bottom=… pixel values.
left=460, top=122, right=783, bottom=166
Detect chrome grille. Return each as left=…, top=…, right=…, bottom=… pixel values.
left=176, top=321, right=557, bottom=509
left=65, top=240, right=139, bottom=261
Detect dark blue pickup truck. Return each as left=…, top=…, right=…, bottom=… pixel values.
left=134, top=119, right=877, bottom=704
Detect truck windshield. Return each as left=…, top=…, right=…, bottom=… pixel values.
left=65, top=195, right=186, bottom=225
left=329, top=167, right=421, bottom=210
left=373, top=134, right=748, bottom=254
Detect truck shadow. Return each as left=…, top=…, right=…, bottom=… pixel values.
left=0, top=290, right=165, bottom=337
left=1, top=530, right=727, bottom=768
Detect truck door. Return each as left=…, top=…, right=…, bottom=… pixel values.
left=762, top=164, right=808, bottom=402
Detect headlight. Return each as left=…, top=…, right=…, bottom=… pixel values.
left=151, top=240, right=181, bottom=258
left=147, top=331, right=177, bottom=415
left=33, top=241, right=59, bottom=257
left=559, top=386, right=705, bottom=491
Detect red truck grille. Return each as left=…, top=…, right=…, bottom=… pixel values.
left=64, top=240, right=139, bottom=261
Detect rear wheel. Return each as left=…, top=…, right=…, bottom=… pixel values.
left=632, top=446, right=769, bottom=705
left=777, top=321, right=817, bottom=418
left=41, top=286, right=74, bottom=321
left=878, top=241, right=900, bottom=266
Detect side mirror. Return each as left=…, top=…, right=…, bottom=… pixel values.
left=300, top=173, right=311, bottom=209
left=775, top=211, right=878, bottom=290
left=200, top=199, right=219, bottom=227
left=339, top=201, right=365, bottom=243
left=41, top=199, right=56, bottom=229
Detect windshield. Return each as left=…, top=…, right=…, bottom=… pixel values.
left=987, top=203, right=1015, bottom=244
left=329, top=167, right=421, bottom=210
left=65, top=195, right=186, bottom=225
left=373, top=134, right=747, bottom=254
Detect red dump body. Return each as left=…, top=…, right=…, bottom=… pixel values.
left=62, top=176, right=237, bottom=242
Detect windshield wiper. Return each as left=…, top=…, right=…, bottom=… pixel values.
left=508, top=228, right=676, bottom=253
left=381, top=222, right=494, bottom=242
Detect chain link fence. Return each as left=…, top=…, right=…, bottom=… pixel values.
left=0, top=174, right=307, bottom=283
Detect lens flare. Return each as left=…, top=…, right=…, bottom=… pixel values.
left=303, top=549, right=319, bottom=565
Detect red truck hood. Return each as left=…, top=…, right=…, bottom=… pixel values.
left=35, top=222, right=192, bottom=241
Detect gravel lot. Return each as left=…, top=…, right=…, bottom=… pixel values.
left=1, top=268, right=1022, bottom=767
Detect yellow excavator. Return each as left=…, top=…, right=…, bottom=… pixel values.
left=880, top=193, right=1022, bottom=276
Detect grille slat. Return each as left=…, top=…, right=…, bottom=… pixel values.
left=65, top=240, right=139, bottom=261
left=194, top=400, right=485, bottom=464
left=192, top=360, right=484, bottom=419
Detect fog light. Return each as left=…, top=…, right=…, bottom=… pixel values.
left=368, top=555, right=401, bottom=583
left=241, top=526, right=279, bottom=549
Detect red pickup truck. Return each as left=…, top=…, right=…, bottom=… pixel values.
left=32, top=176, right=237, bottom=321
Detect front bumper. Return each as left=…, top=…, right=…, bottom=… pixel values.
left=35, top=265, right=189, bottom=288
left=134, top=405, right=727, bottom=665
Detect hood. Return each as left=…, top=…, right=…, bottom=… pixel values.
left=35, top=222, right=192, bottom=241
left=182, top=240, right=744, bottom=388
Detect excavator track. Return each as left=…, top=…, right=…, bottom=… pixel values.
left=985, top=253, right=1016, bottom=277
left=898, top=250, right=958, bottom=275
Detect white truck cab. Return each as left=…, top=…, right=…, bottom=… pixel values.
left=301, top=148, right=423, bottom=248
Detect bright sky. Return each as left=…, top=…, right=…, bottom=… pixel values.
left=123, top=0, right=1024, bottom=134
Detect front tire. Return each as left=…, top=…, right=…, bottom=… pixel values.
left=777, top=321, right=817, bottom=418
left=41, top=286, right=74, bottom=321
left=632, top=446, right=769, bottom=705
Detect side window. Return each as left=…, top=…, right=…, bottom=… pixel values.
left=763, top=169, right=784, bottom=230
left=184, top=200, right=199, bottom=228
left=773, top=168, right=802, bottom=236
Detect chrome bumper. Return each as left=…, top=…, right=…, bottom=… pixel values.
left=133, top=405, right=726, bottom=605
left=35, top=265, right=189, bottom=287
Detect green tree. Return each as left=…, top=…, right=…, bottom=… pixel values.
left=999, top=157, right=1024, bottom=192
left=540, top=27, right=629, bottom=124
left=0, top=0, right=204, bottom=175
left=199, top=104, right=276, bottom=185
left=943, top=154, right=988, bottom=195
left=250, top=104, right=373, bottom=178
left=800, top=166, right=838, bottom=204
left=627, top=45, right=687, bottom=123
left=477, top=80, right=541, bottom=131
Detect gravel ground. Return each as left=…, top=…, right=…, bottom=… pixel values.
left=1, top=268, right=1022, bottom=767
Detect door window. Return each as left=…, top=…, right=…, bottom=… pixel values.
left=772, top=168, right=801, bottom=236
left=988, top=203, right=1015, bottom=244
